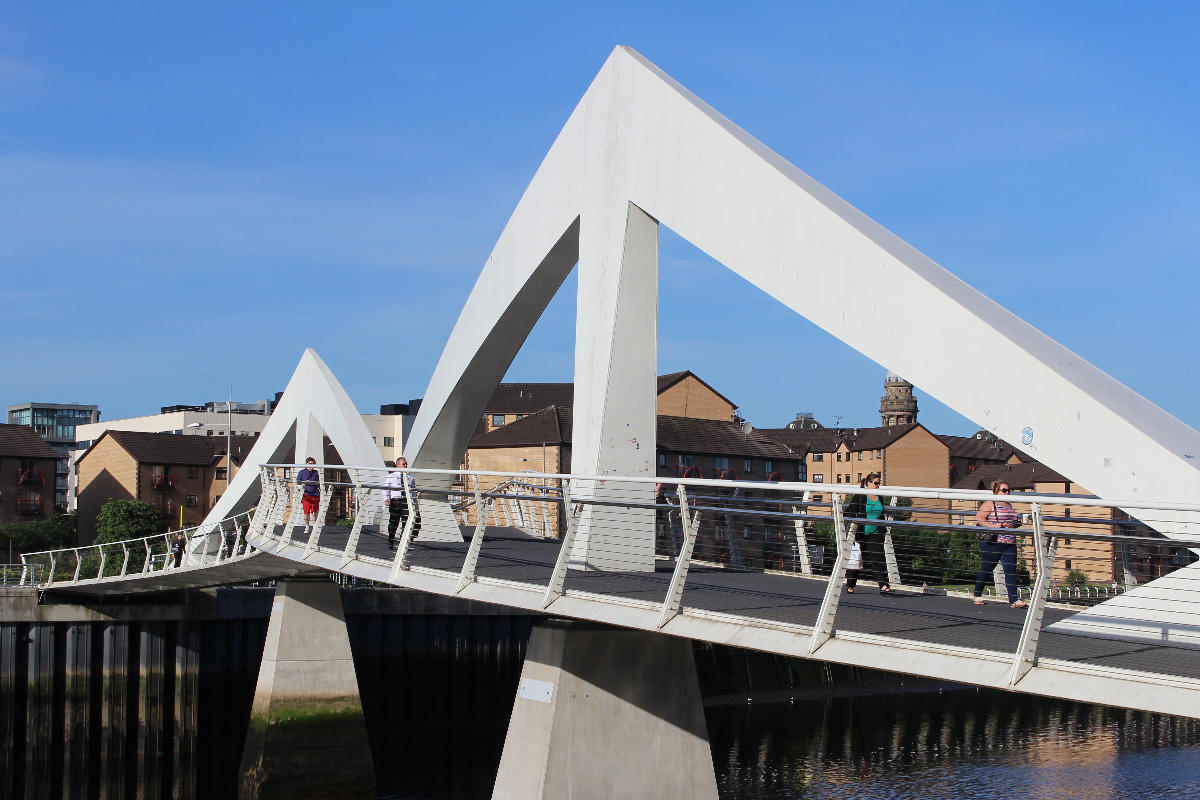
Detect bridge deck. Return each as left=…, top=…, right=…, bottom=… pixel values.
left=287, top=523, right=1200, bottom=683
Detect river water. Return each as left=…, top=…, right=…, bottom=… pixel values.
left=4, top=612, right=1199, bottom=799
left=375, top=685, right=1200, bottom=799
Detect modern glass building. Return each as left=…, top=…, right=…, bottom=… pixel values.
left=7, top=403, right=101, bottom=508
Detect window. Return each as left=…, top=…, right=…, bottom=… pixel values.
left=812, top=475, right=824, bottom=483
left=813, top=453, right=824, bottom=462
left=216, top=467, right=228, bottom=481
left=857, top=473, right=862, bottom=482
left=678, top=454, right=695, bottom=467
left=857, top=452, right=863, bottom=461
left=876, top=449, right=883, bottom=458
left=492, top=414, right=506, bottom=426
left=1065, top=560, right=1073, bottom=571
left=764, top=460, right=773, bottom=473
left=187, top=466, right=198, bottom=479
left=743, top=525, right=752, bottom=540
left=657, top=453, right=666, bottom=467
left=185, top=495, right=199, bottom=508
left=206, top=430, right=214, bottom=436
left=383, top=437, right=394, bottom=447
left=714, top=457, right=730, bottom=470
left=744, top=458, right=752, bottom=472
left=836, top=452, right=842, bottom=462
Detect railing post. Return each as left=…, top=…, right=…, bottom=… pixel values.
left=542, top=480, right=581, bottom=608
left=1010, top=503, right=1052, bottom=685
left=71, top=549, right=82, bottom=583
left=883, top=495, right=901, bottom=587
left=456, top=478, right=491, bottom=593
left=248, top=468, right=275, bottom=539
left=97, top=546, right=107, bottom=580
left=281, top=468, right=305, bottom=542
left=142, top=540, right=152, bottom=573
left=386, top=468, right=420, bottom=582
left=792, top=491, right=812, bottom=575
left=120, top=543, right=130, bottom=577
left=304, top=483, right=332, bottom=559
left=809, top=492, right=851, bottom=655
left=339, top=470, right=370, bottom=569
left=657, top=486, right=702, bottom=628
left=48, top=553, right=57, bottom=585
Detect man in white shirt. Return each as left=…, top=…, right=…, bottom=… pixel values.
left=384, top=457, right=419, bottom=550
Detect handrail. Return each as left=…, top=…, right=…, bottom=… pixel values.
left=261, top=463, right=1200, bottom=516
left=21, top=511, right=255, bottom=587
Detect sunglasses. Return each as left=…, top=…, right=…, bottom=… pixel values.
left=998, top=488, right=1011, bottom=493
left=869, top=480, right=880, bottom=486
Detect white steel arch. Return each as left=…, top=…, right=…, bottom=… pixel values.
left=202, top=348, right=386, bottom=524
left=407, top=45, right=1200, bottom=572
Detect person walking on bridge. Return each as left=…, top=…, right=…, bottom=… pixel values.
left=385, top=457, right=420, bottom=550
left=296, top=457, right=321, bottom=537
left=974, top=480, right=1028, bottom=609
left=843, top=473, right=893, bottom=594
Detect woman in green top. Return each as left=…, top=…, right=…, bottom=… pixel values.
left=843, top=473, right=893, bottom=594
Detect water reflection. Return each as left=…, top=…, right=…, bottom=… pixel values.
left=707, top=691, right=1200, bottom=800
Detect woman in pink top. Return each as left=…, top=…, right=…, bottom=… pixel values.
left=973, top=480, right=1028, bottom=608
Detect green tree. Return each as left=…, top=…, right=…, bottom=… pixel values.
left=0, top=514, right=76, bottom=559
left=88, top=500, right=167, bottom=576
left=1065, top=569, right=1090, bottom=588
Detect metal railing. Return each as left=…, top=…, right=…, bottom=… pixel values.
left=21, top=511, right=255, bottom=586
left=1, top=563, right=42, bottom=586
left=21, top=463, right=1200, bottom=696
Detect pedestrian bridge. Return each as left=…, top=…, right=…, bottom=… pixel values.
left=22, top=465, right=1200, bottom=720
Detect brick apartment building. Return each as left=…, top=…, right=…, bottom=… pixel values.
left=75, top=430, right=347, bottom=545
left=0, top=424, right=60, bottom=523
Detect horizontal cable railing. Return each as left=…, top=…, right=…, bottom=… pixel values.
left=27, top=463, right=1200, bottom=695
left=22, top=511, right=255, bottom=587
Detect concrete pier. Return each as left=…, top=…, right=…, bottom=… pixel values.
left=492, top=620, right=718, bottom=800
left=238, top=576, right=374, bottom=799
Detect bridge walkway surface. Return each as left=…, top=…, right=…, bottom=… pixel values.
left=25, top=469, right=1200, bottom=719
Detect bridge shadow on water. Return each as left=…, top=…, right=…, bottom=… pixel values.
left=4, top=596, right=1200, bottom=799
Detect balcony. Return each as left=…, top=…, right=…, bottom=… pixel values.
left=150, top=474, right=177, bottom=490
left=16, top=499, right=42, bottom=516
left=17, top=468, right=45, bottom=486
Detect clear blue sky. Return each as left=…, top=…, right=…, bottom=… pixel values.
left=2, top=3, right=1197, bottom=436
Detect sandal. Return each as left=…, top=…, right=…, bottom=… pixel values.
left=846, top=587, right=854, bottom=593
left=880, top=586, right=894, bottom=595
left=973, top=598, right=986, bottom=606
left=1011, top=600, right=1028, bottom=609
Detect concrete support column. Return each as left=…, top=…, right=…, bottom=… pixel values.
left=570, top=202, right=659, bottom=571
left=492, top=620, right=717, bottom=800
left=239, top=575, right=374, bottom=799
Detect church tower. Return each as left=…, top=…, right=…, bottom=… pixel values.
left=880, top=373, right=918, bottom=426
